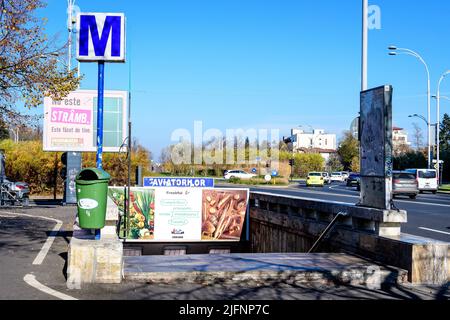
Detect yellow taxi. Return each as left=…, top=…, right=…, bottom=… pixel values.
left=306, top=172, right=325, bottom=187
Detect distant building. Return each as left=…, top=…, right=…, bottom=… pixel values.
left=392, top=127, right=411, bottom=148
left=291, top=128, right=337, bottom=151
left=290, top=128, right=337, bottom=163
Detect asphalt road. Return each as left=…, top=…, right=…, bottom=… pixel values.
left=247, top=182, right=450, bottom=242
left=0, top=206, right=75, bottom=300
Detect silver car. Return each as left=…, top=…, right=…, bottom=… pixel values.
left=392, top=171, right=419, bottom=199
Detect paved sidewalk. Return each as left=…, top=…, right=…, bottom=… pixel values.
left=0, top=203, right=448, bottom=300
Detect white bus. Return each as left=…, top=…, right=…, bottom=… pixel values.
left=405, top=169, right=438, bottom=194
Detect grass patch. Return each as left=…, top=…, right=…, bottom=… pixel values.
left=227, top=177, right=289, bottom=186
left=439, top=184, right=450, bottom=192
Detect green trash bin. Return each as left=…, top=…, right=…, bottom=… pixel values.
left=75, top=168, right=111, bottom=229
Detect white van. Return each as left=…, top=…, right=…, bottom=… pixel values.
left=405, top=169, right=438, bottom=194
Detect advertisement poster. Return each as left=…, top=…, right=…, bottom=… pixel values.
left=43, top=90, right=127, bottom=152
left=201, top=189, right=248, bottom=241
left=154, top=188, right=203, bottom=241
left=107, top=186, right=249, bottom=242
left=108, top=187, right=155, bottom=240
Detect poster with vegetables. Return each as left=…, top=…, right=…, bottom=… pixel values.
left=108, top=187, right=155, bottom=240
left=108, top=187, right=249, bottom=242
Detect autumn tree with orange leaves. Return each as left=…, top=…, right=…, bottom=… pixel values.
left=0, top=0, right=80, bottom=127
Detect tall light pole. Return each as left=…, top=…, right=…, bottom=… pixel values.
left=389, top=46, right=431, bottom=169
left=362, top=0, right=369, bottom=91
left=408, top=114, right=429, bottom=126
left=67, top=0, right=77, bottom=72
left=434, top=70, right=450, bottom=184
left=67, top=0, right=81, bottom=83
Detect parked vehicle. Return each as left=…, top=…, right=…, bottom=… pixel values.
left=346, top=173, right=360, bottom=187
left=0, top=177, right=30, bottom=206
left=341, top=171, right=350, bottom=181
left=306, top=172, right=324, bottom=187
left=405, top=169, right=438, bottom=194
left=392, top=171, right=419, bottom=199
left=330, top=172, right=344, bottom=182
left=321, top=172, right=331, bottom=184
left=224, top=170, right=257, bottom=180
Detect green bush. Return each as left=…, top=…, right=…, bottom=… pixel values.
left=226, top=177, right=289, bottom=186
left=0, top=139, right=152, bottom=195
left=0, top=139, right=62, bottom=194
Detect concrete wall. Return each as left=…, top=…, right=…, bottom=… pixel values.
left=249, top=192, right=449, bottom=285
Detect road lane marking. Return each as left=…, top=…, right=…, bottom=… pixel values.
left=0, top=214, right=17, bottom=218
left=255, top=188, right=450, bottom=208
left=0, top=211, right=63, bottom=265
left=0, top=212, right=76, bottom=300
left=23, top=274, right=77, bottom=300
left=418, top=227, right=450, bottom=236
left=32, top=220, right=63, bottom=265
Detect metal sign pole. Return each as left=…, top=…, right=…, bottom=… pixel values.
left=95, top=61, right=105, bottom=240
left=96, top=61, right=105, bottom=169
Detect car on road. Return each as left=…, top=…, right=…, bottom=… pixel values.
left=346, top=173, right=360, bottom=188
left=341, top=171, right=350, bottom=181
left=392, top=171, right=419, bottom=199
left=306, top=172, right=325, bottom=187
left=405, top=169, right=438, bottom=194
left=321, top=172, right=331, bottom=184
left=330, top=172, right=345, bottom=183
left=224, top=170, right=257, bottom=180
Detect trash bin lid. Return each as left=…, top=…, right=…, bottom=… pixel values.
left=76, top=168, right=111, bottom=182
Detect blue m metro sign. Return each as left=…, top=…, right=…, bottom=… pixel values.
left=77, top=13, right=126, bottom=62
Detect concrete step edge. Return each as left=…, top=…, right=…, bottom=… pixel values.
left=123, top=267, right=408, bottom=286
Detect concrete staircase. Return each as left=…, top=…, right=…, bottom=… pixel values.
left=123, top=252, right=408, bottom=287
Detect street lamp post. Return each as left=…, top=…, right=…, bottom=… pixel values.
left=389, top=46, right=432, bottom=169
left=362, top=0, right=369, bottom=91
left=408, top=113, right=428, bottom=126
left=436, top=70, right=450, bottom=185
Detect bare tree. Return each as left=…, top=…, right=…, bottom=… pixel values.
left=412, top=123, right=424, bottom=150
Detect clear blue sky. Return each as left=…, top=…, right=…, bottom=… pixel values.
left=38, top=0, right=450, bottom=160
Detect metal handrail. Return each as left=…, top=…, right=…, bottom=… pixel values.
left=307, top=211, right=348, bottom=253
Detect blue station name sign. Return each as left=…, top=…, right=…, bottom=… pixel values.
left=143, top=177, right=215, bottom=188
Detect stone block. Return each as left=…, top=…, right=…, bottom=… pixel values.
left=376, top=222, right=401, bottom=237
left=67, top=235, right=123, bottom=287
left=411, top=243, right=448, bottom=285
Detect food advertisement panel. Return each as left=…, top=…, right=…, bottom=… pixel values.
left=108, top=186, right=249, bottom=242
left=108, top=187, right=155, bottom=240
left=201, top=189, right=248, bottom=241
left=153, top=188, right=203, bottom=241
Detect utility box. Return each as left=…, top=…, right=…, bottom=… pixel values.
left=62, top=152, right=82, bottom=205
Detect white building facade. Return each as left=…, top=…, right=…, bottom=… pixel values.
left=392, top=127, right=411, bottom=148
left=291, top=129, right=337, bottom=151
